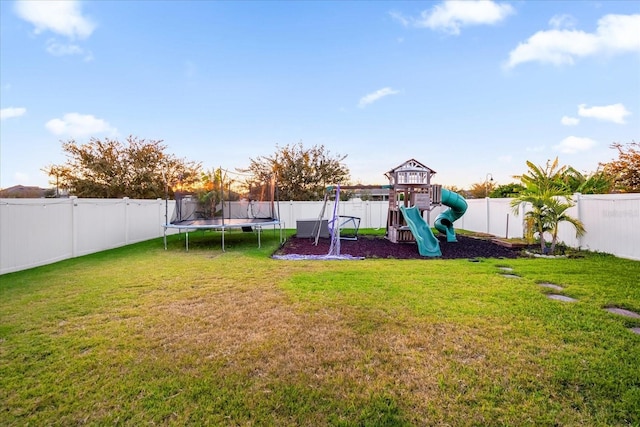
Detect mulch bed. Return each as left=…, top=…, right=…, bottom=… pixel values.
left=274, top=234, right=522, bottom=259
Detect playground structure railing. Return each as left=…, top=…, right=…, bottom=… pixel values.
left=1, top=193, right=639, bottom=274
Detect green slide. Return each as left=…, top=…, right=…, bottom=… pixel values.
left=399, top=205, right=442, bottom=257
left=435, top=188, right=468, bottom=242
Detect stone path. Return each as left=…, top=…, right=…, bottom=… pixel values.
left=605, top=307, right=640, bottom=319
left=547, top=294, right=578, bottom=302
left=496, top=266, right=640, bottom=335
left=498, top=266, right=520, bottom=279
left=539, top=283, right=564, bottom=291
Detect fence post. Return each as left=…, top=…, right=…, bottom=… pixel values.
left=289, top=200, right=294, bottom=230
left=486, top=197, right=490, bottom=234
left=123, top=197, right=130, bottom=245
left=574, top=193, right=582, bottom=249
left=157, top=198, right=164, bottom=237
left=505, top=213, right=509, bottom=239
left=70, top=196, right=78, bottom=257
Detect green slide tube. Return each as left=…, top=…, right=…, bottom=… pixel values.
left=435, top=188, right=468, bottom=242
left=399, top=205, right=442, bottom=257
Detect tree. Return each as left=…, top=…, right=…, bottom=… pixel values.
left=43, top=164, right=72, bottom=197
left=467, top=181, right=496, bottom=198
left=510, top=158, right=585, bottom=254
left=513, top=157, right=569, bottom=196
left=489, top=183, right=525, bottom=198
left=516, top=191, right=554, bottom=252
left=43, top=136, right=201, bottom=198
left=563, top=167, right=613, bottom=194
left=544, top=197, right=586, bottom=254
left=600, top=141, right=640, bottom=192
left=191, top=168, right=225, bottom=217
left=244, top=142, right=350, bottom=200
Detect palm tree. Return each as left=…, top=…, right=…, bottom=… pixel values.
left=563, top=167, right=613, bottom=194
left=544, top=197, right=586, bottom=253
left=513, top=158, right=569, bottom=195
left=511, top=158, right=586, bottom=254
left=512, top=190, right=554, bottom=253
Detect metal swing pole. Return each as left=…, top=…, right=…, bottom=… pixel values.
left=314, top=191, right=330, bottom=246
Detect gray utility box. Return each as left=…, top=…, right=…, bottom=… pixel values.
left=296, top=219, right=330, bottom=238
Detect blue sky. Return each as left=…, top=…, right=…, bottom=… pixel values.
left=1, top=0, right=639, bottom=191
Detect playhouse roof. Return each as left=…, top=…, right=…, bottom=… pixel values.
left=385, top=159, right=436, bottom=177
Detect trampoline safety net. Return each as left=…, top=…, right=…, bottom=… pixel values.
left=170, top=176, right=278, bottom=224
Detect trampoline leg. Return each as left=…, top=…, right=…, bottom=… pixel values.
left=257, top=226, right=261, bottom=248
left=222, top=229, right=225, bottom=252
left=186, top=232, right=189, bottom=251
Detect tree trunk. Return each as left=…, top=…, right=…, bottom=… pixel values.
left=550, top=230, right=558, bottom=254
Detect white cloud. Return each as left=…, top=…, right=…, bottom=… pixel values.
left=46, top=38, right=79, bottom=54
left=389, top=11, right=410, bottom=27
left=498, top=155, right=512, bottom=163
left=358, top=87, right=400, bottom=108
left=393, top=0, right=514, bottom=35
left=597, top=14, right=640, bottom=52
left=45, top=113, right=117, bottom=137
left=506, top=30, right=599, bottom=67
left=45, top=39, right=93, bottom=61
left=578, top=103, right=631, bottom=124
left=553, top=136, right=597, bottom=154
left=1, top=107, right=27, bottom=120
left=506, top=14, right=640, bottom=68
left=14, top=0, right=96, bottom=39
left=549, top=14, right=577, bottom=30
left=561, top=116, right=580, bottom=126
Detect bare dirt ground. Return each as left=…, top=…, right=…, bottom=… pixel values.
left=274, top=234, right=522, bottom=259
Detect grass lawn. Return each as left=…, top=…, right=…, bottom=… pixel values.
left=1, top=229, right=639, bottom=426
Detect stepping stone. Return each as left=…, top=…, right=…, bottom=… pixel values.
left=539, top=283, right=564, bottom=291
left=547, top=294, right=577, bottom=302
left=501, top=274, right=520, bottom=279
left=498, top=266, right=513, bottom=272
left=605, top=307, right=640, bottom=319
left=630, top=328, right=640, bottom=335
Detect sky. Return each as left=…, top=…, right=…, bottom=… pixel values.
left=1, top=0, right=639, bottom=191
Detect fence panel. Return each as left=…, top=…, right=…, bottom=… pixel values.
left=454, top=200, right=487, bottom=233
left=281, top=201, right=324, bottom=229
left=127, top=199, right=167, bottom=243
left=557, top=194, right=640, bottom=260
left=0, top=199, right=74, bottom=273
left=336, top=200, right=387, bottom=229
left=74, top=199, right=127, bottom=256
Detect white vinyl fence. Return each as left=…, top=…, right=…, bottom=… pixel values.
left=1, top=197, right=173, bottom=275
left=1, top=194, right=639, bottom=274
left=431, top=194, right=639, bottom=261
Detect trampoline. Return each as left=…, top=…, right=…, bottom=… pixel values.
left=163, top=172, right=283, bottom=251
